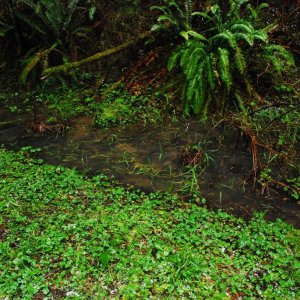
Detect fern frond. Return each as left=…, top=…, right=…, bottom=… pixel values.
left=228, top=0, right=249, bottom=18
left=263, top=44, right=295, bottom=74
left=15, top=11, right=46, bottom=35
left=151, top=24, right=169, bottom=32
left=180, top=43, right=195, bottom=67
left=192, top=11, right=214, bottom=22
left=186, top=30, right=207, bottom=41
left=20, top=0, right=37, bottom=11
left=247, top=2, right=269, bottom=20
left=213, top=31, right=237, bottom=49
left=186, top=75, right=198, bottom=101
left=19, top=44, right=57, bottom=85
left=234, top=32, right=253, bottom=46
left=185, top=0, right=193, bottom=29
left=169, top=1, right=185, bottom=18
left=167, top=49, right=182, bottom=71
left=234, top=47, right=246, bottom=74
left=205, top=54, right=216, bottom=90
left=150, top=6, right=170, bottom=14
left=193, top=79, right=205, bottom=114
left=234, top=92, right=247, bottom=112
left=157, top=15, right=176, bottom=24
left=64, top=0, right=79, bottom=30
left=230, top=23, right=253, bottom=34
left=218, top=48, right=232, bottom=91
left=253, top=30, right=268, bottom=43
left=185, top=46, right=206, bottom=80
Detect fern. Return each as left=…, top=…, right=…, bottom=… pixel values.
left=167, top=49, right=182, bottom=71
left=158, top=0, right=295, bottom=117
left=14, top=11, right=46, bottom=36
left=263, top=45, right=295, bottom=74
left=19, top=0, right=79, bottom=38
left=151, top=0, right=192, bottom=33
left=213, top=31, right=237, bottom=49
left=180, top=45, right=195, bottom=67
left=17, top=0, right=80, bottom=84
left=218, top=48, right=232, bottom=91
left=230, top=22, right=253, bottom=33
left=253, top=30, right=268, bottom=43
left=185, top=0, right=193, bottom=29
left=228, top=0, right=250, bottom=19
left=186, top=61, right=205, bottom=114
left=234, top=47, right=246, bottom=74
left=186, top=47, right=206, bottom=80
left=19, top=43, right=57, bottom=85
left=235, top=32, right=253, bottom=46
left=205, top=54, right=215, bottom=90
left=247, top=3, right=269, bottom=21
left=193, top=73, right=205, bottom=114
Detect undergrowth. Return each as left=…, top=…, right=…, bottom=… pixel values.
left=0, top=147, right=299, bottom=299
left=0, top=82, right=166, bottom=128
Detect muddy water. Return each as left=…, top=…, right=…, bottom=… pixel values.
left=4, top=115, right=300, bottom=227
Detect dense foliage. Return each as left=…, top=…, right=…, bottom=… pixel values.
left=0, top=2, right=299, bottom=298
left=152, top=0, right=295, bottom=116
left=0, top=148, right=299, bottom=299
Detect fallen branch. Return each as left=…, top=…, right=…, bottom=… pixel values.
left=42, top=32, right=151, bottom=77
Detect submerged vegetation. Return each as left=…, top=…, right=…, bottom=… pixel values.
left=0, top=0, right=299, bottom=298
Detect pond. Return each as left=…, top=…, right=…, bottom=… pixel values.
left=1, top=109, right=299, bottom=227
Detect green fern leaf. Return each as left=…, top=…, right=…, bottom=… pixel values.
left=193, top=73, right=205, bottom=114
left=167, top=49, right=182, bottom=71
left=218, top=48, right=232, bottom=91
left=263, top=44, right=295, bottom=74
left=151, top=24, right=169, bottom=32
left=186, top=30, right=207, bottom=41
left=235, top=47, right=246, bottom=74
left=180, top=31, right=189, bottom=40
left=213, top=31, right=237, bottom=49
left=64, top=0, right=79, bottom=29
left=186, top=76, right=197, bottom=101
left=192, top=11, right=213, bottom=22
left=185, top=61, right=205, bottom=114
left=186, top=47, right=206, bottom=80
left=169, top=1, right=184, bottom=18
left=230, top=23, right=253, bottom=34
left=19, top=44, right=57, bottom=85
left=205, top=54, right=216, bottom=90
left=15, top=11, right=47, bottom=36
left=19, top=51, right=44, bottom=85
left=235, top=32, right=253, bottom=46
left=228, top=0, right=249, bottom=18
left=253, top=30, right=268, bottom=43
left=180, top=43, right=195, bottom=67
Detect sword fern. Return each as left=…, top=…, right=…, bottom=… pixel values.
left=153, top=0, right=295, bottom=117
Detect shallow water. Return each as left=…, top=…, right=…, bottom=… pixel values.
left=3, top=114, right=300, bottom=227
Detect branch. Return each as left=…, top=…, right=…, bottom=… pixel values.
left=42, top=32, right=151, bottom=77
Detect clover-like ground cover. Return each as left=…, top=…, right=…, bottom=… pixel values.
left=0, top=148, right=299, bottom=299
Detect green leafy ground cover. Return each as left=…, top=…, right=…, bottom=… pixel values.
left=0, top=84, right=167, bottom=128
left=0, top=147, right=299, bottom=299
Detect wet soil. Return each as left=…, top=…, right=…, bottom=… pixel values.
left=2, top=112, right=299, bottom=228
